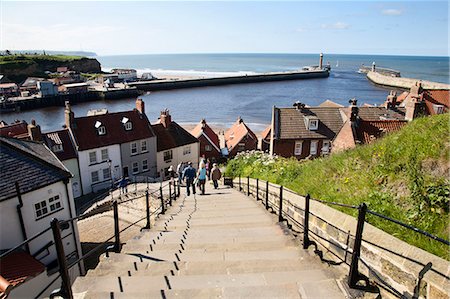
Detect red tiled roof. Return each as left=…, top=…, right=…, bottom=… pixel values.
left=224, top=118, right=257, bottom=151
left=190, top=120, right=220, bottom=150
left=0, top=121, right=29, bottom=139
left=356, top=120, right=407, bottom=144
left=423, top=89, right=450, bottom=115
left=261, top=126, right=271, bottom=141
left=43, top=129, right=78, bottom=161
left=0, top=251, right=45, bottom=294
left=71, top=110, right=154, bottom=151
left=152, top=122, right=198, bottom=152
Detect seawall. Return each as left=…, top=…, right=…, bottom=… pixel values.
left=128, top=69, right=330, bottom=91
left=367, top=71, right=450, bottom=90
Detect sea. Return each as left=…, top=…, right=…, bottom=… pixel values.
left=1, top=53, right=448, bottom=133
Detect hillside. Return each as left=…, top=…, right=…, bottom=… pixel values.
left=225, top=114, right=450, bottom=259
left=0, top=54, right=101, bottom=83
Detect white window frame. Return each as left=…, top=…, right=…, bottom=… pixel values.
left=35, top=195, right=63, bottom=219
left=309, top=119, right=319, bottom=130
left=294, top=141, right=303, bottom=156
left=142, top=159, right=148, bottom=171
left=183, top=146, right=191, bottom=155
left=48, top=195, right=62, bottom=212
left=52, top=144, right=63, bottom=153
left=141, top=140, right=148, bottom=152
left=310, top=140, right=318, bottom=155
left=433, top=104, right=444, bottom=114
left=132, top=162, right=139, bottom=174
left=35, top=200, right=48, bottom=218
left=101, top=148, right=109, bottom=162
left=163, top=150, right=173, bottom=162
left=91, top=170, right=99, bottom=183
left=124, top=122, right=132, bottom=131
left=131, top=142, right=138, bottom=155
left=103, top=168, right=111, bottom=180
left=321, top=140, right=330, bottom=154
left=89, top=151, right=97, bottom=164
left=98, top=126, right=106, bottom=135
left=205, top=145, right=212, bottom=152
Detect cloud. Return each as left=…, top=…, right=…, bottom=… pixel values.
left=382, top=9, right=402, bottom=16
left=321, top=22, right=350, bottom=30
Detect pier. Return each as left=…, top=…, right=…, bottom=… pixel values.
left=367, top=71, right=450, bottom=90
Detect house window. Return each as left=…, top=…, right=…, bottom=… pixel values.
left=183, top=146, right=191, bottom=155
left=91, top=170, right=99, bottom=183
left=163, top=150, right=173, bottom=162
left=322, top=141, right=330, bottom=154
left=238, top=143, right=245, bottom=152
left=205, top=145, right=212, bottom=152
left=89, top=151, right=97, bottom=164
left=308, top=119, right=319, bottom=130
left=132, top=162, right=139, bottom=174
left=124, top=122, right=132, bottom=131
left=52, top=144, right=63, bottom=153
left=294, top=141, right=303, bottom=156
left=142, top=159, right=148, bottom=171
left=310, top=141, right=318, bottom=155
left=141, top=140, right=148, bottom=152
left=98, top=126, right=106, bottom=135
left=433, top=104, right=445, bottom=114
left=35, top=200, right=48, bottom=218
left=131, top=142, right=138, bottom=155
left=48, top=195, right=62, bottom=212
left=101, top=149, right=109, bottom=162
left=103, top=168, right=111, bottom=180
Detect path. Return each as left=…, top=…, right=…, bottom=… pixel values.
left=72, top=183, right=349, bottom=298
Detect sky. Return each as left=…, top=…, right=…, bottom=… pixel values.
left=1, top=1, right=448, bottom=56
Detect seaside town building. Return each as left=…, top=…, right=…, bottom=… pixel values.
left=0, top=83, right=19, bottom=97
left=151, top=109, right=199, bottom=179
left=20, top=77, right=46, bottom=96
left=64, top=99, right=157, bottom=195
left=260, top=126, right=271, bottom=153
left=190, top=119, right=221, bottom=162
left=0, top=137, right=83, bottom=298
left=0, top=119, right=43, bottom=141
left=110, top=69, right=137, bottom=82
left=58, top=82, right=89, bottom=95
left=224, top=117, right=258, bottom=158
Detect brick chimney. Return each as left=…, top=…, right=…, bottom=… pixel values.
left=405, top=82, right=424, bottom=121
left=27, top=119, right=42, bottom=141
left=64, top=101, right=74, bottom=129
left=385, top=90, right=397, bottom=109
left=201, top=118, right=206, bottom=128
left=160, top=109, right=171, bottom=128
left=136, top=98, right=145, bottom=115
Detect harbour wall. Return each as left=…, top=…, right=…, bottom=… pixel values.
left=367, top=71, right=450, bottom=90
left=128, top=69, right=330, bottom=91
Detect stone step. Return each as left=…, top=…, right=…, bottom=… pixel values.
left=87, top=260, right=184, bottom=277
left=72, top=276, right=166, bottom=294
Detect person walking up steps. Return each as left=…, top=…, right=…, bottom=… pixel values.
left=198, top=163, right=207, bottom=195
left=211, top=163, right=222, bottom=189
left=182, top=162, right=196, bottom=196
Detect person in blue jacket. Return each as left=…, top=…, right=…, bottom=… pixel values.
left=197, top=163, right=207, bottom=195
left=182, top=162, right=196, bottom=196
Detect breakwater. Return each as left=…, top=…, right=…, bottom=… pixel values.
left=367, top=71, right=450, bottom=90
left=128, top=69, right=330, bottom=91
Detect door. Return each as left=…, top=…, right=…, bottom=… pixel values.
left=123, top=166, right=129, bottom=178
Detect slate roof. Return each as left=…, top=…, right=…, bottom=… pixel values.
left=224, top=118, right=258, bottom=151
left=42, top=129, right=78, bottom=161
left=423, top=89, right=449, bottom=115
left=0, top=251, right=45, bottom=295
left=0, top=137, right=71, bottom=201
left=356, top=120, right=407, bottom=145
left=354, top=107, right=406, bottom=121
left=152, top=122, right=198, bottom=152
left=274, top=107, right=344, bottom=140
left=191, top=120, right=220, bottom=151
left=71, top=110, right=155, bottom=151
left=0, top=121, right=29, bottom=139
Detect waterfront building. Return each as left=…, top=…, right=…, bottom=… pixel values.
left=0, top=119, right=42, bottom=141
left=224, top=117, right=258, bottom=158
left=151, top=109, right=199, bottom=179
left=0, top=137, right=83, bottom=298
left=37, top=81, right=58, bottom=97
left=0, top=82, right=19, bottom=97
left=20, top=77, right=46, bottom=95
left=64, top=99, right=157, bottom=195
left=190, top=119, right=221, bottom=162
left=110, top=68, right=137, bottom=82
left=58, top=82, right=89, bottom=95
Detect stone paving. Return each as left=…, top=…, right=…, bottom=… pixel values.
left=73, top=183, right=349, bottom=298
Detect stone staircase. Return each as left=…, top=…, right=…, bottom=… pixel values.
left=72, top=185, right=349, bottom=298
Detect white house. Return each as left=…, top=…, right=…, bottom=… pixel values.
left=0, top=137, right=83, bottom=298
left=151, top=109, right=199, bottom=178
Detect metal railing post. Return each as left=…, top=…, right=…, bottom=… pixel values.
left=177, top=180, right=181, bottom=198
left=303, top=194, right=311, bottom=249
left=113, top=201, right=120, bottom=253
left=256, top=178, right=259, bottom=201
left=265, top=180, right=269, bottom=210
left=247, top=176, right=250, bottom=196
left=50, top=218, right=73, bottom=299
left=239, top=175, right=242, bottom=191
left=169, top=183, right=173, bottom=206
left=278, top=185, right=283, bottom=222
left=348, top=203, right=367, bottom=288
left=134, top=176, right=137, bottom=192
left=143, top=190, right=150, bottom=229
left=160, top=186, right=165, bottom=215
left=146, top=176, right=149, bottom=190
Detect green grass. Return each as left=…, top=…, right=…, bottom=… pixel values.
left=225, top=114, right=450, bottom=259
left=0, top=54, right=85, bottom=65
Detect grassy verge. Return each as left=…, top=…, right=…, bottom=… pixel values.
left=0, top=54, right=85, bottom=65
left=225, top=114, right=450, bottom=259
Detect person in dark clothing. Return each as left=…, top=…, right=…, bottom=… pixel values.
left=182, top=162, right=196, bottom=196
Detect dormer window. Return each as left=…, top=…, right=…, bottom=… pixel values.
left=95, top=121, right=106, bottom=135
left=122, top=117, right=132, bottom=130
left=433, top=104, right=445, bottom=114
left=309, top=119, right=318, bottom=130
left=52, top=144, right=63, bottom=153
